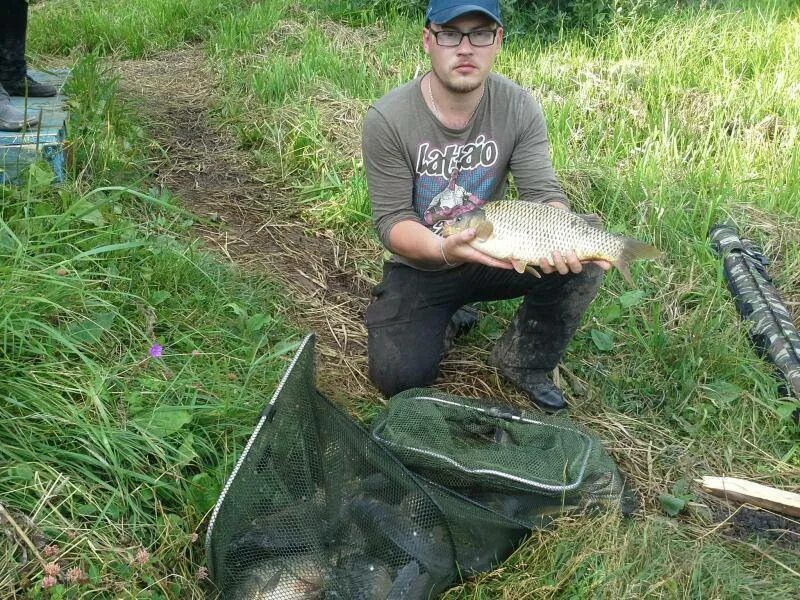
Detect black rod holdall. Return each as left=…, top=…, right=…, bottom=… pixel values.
left=709, top=222, right=800, bottom=424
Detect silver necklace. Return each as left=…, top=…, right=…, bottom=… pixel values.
left=428, top=74, right=484, bottom=128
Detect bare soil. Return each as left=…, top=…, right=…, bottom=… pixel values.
left=714, top=506, right=800, bottom=551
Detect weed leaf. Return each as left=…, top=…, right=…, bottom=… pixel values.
left=704, top=380, right=741, bottom=404
left=149, top=290, right=172, bottom=306
left=591, top=329, right=614, bottom=351
left=134, top=406, right=193, bottom=439
left=619, top=290, right=646, bottom=308
left=659, top=493, right=687, bottom=517
left=188, top=473, right=219, bottom=515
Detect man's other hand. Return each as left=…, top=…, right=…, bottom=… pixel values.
left=540, top=201, right=613, bottom=274
left=538, top=250, right=613, bottom=275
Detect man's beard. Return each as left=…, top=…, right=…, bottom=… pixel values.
left=434, top=65, right=484, bottom=95
left=447, top=79, right=482, bottom=94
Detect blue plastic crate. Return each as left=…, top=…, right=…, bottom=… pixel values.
left=0, top=69, right=69, bottom=185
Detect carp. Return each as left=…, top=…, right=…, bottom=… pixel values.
left=234, top=557, right=326, bottom=599
left=440, top=200, right=661, bottom=284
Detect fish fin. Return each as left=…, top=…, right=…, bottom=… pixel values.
left=613, top=238, right=662, bottom=286
left=264, top=567, right=284, bottom=592
left=475, top=221, right=494, bottom=241
left=525, top=265, right=542, bottom=278
left=511, top=259, right=527, bottom=274
left=622, top=237, right=662, bottom=262
left=613, top=260, right=635, bottom=287
left=579, top=213, right=604, bottom=228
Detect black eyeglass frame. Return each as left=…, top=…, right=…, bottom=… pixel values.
left=427, top=27, right=500, bottom=47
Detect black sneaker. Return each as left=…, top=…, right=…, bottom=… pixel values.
left=2, top=76, right=58, bottom=98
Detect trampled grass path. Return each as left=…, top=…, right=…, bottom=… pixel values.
left=116, top=48, right=382, bottom=407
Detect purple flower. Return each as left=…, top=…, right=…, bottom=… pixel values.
left=148, top=343, right=163, bottom=358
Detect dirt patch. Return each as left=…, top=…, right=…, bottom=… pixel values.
left=714, top=506, right=800, bottom=551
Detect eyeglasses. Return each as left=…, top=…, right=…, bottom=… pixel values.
left=428, top=27, right=498, bottom=47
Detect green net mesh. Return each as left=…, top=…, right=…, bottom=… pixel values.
left=371, top=389, right=630, bottom=525
left=206, top=335, right=630, bottom=599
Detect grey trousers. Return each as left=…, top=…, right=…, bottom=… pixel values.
left=365, top=260, right=603, bottom=397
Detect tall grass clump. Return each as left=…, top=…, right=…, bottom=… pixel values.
left=443, top=513, right=799, bottom=599
left=310, top=0, right=673, bottom=33
left=63, top=54, right=153, bottom=185
left=209, top=4, right=384, bottom=231
left=0, top=56, right=298, bottom=599
left=29, top=0, right=253, bottom=58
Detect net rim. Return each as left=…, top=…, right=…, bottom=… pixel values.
left=204, top=333, right=315, bottom=575
left=372, top=394, right=594, bottom=493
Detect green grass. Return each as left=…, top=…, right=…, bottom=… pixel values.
left=2, top=0, right=798, bottom=598
left=1, top=55, right=299, bottom=598
left=444, top=514, right=798, bottom=599
left=28, top=0, right=250, bottom=59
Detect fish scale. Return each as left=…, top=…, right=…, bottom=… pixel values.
left=441, top=200, right=660, bottom=285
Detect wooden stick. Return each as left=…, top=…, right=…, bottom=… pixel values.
left=697, top=476, right=800, bottom=518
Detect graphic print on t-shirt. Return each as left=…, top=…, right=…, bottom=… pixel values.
left=413, top=135, right=500, bottom=226
left=423, top=168, right=484, bottom=224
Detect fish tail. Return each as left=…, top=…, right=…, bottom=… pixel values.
left=613, top=238, right=662, bottom=286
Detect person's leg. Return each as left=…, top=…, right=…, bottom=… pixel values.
left=0, top=1, right=28, bottom=87
left=0, top=1, right=57, bottom=98
left=366, top=262, right=465, bottom=397
left=462, top=263, right=604, bottom=409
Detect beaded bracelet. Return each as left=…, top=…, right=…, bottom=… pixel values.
left=440, top=237, right=455, bottom=266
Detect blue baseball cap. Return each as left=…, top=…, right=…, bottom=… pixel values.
left=425, top=0, right=503, bottom=27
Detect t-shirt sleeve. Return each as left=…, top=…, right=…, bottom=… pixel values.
left=361, top=107, right=420, bottom=250
left=508, top=92, right=569, bottom=208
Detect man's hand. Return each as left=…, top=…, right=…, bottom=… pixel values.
left=539, top=201, right=613, bottom=274
left=538, top=250, right=613, bottom=275
left=442, top=228, right=514, bottom=270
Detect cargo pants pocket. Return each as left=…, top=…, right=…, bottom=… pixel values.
left=365, top=262, right=419, bottom=330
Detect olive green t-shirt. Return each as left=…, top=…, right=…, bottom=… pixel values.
left=362, top=72, right=568, bottom=270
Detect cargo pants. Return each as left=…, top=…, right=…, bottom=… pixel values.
left=365, top=261, right=603, bottom=397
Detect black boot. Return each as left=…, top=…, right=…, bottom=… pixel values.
left=492, top=365, right=566, bottom=411
left=2, top=75, right=57, bottom=98
left=0, top=82, right=38, bottom=131
left=0, top=1, right=55, bottom=98
left=489, top=265, right=604, bottom=411
left=442, top=304, right=482, bottom=356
